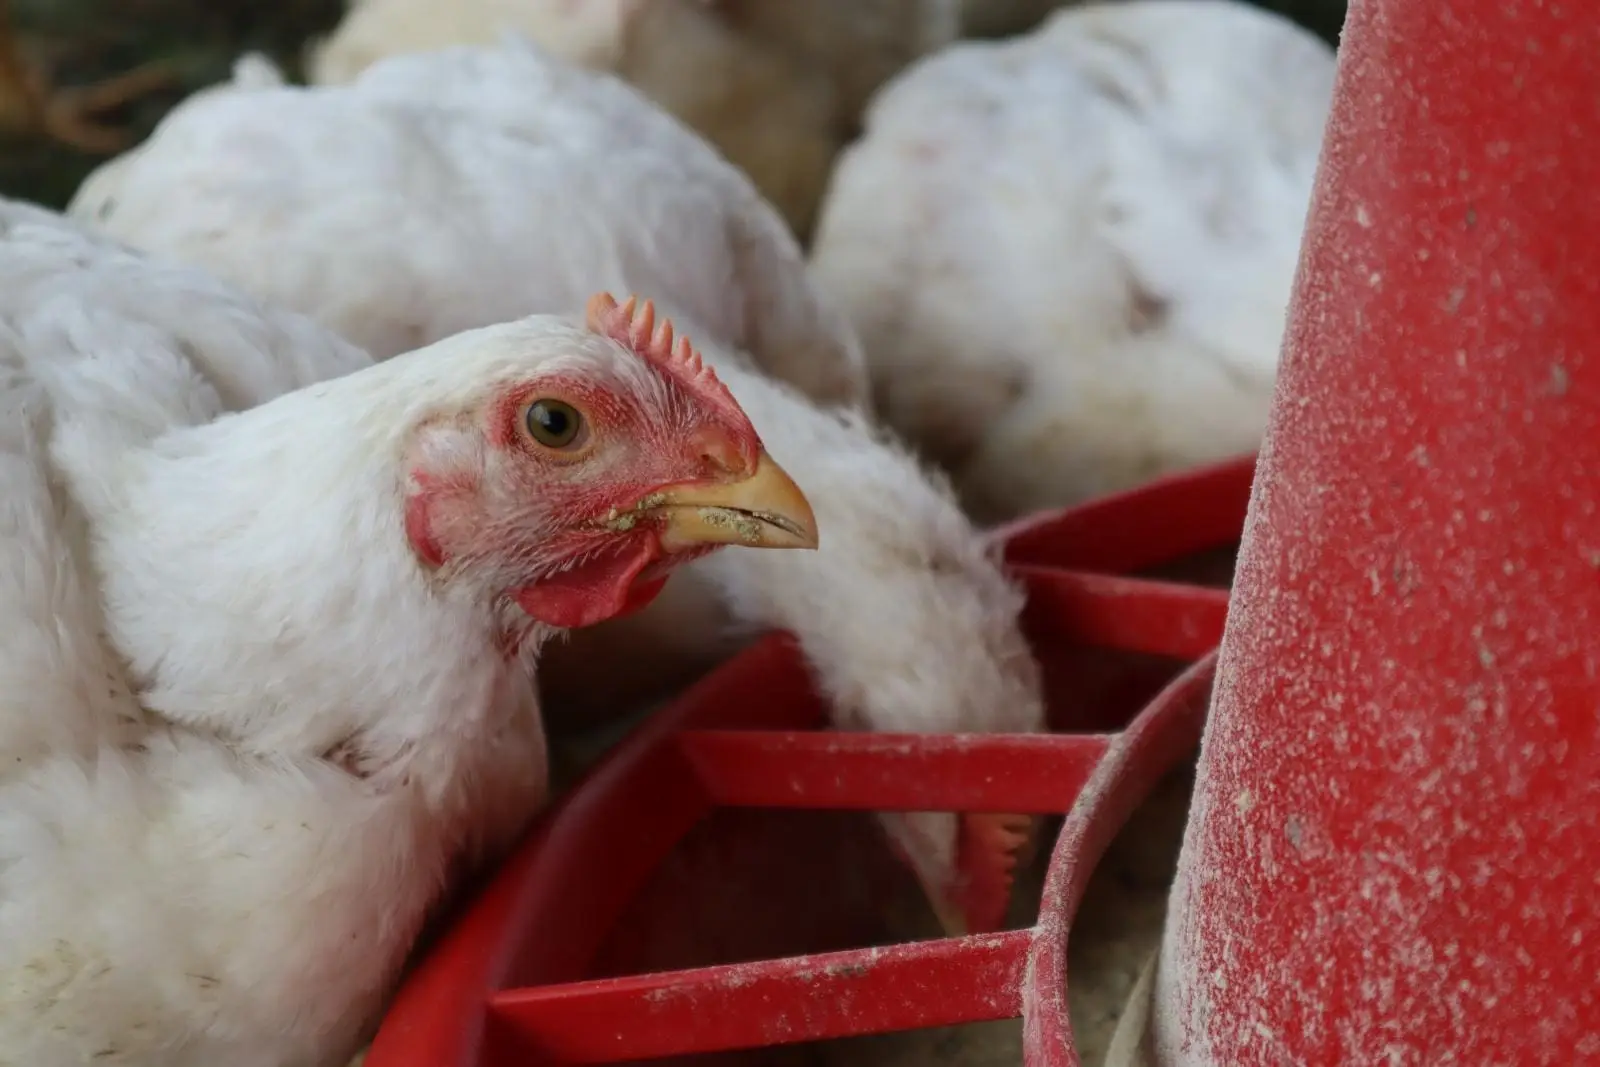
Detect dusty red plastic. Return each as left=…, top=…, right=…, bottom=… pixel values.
left=1150, top=1, right=1600, bottom=1063
left=365, top=456, right=1253, bottom=1067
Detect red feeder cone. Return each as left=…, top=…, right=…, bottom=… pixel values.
left=1141, top=0, right=1600, bottom=1062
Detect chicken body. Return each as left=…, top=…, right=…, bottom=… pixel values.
left=0, top=205, right=531, bottom=1067
left=70, top=43, right=1048, bottom=933
left=0, top=201, right=812, bottom=1066
left=810, top=0, right=1337, bottom=520
left=306, top=0, right=640, bottom=83
left=305, top=0, right=958, bottom=240
left=72, top=43, right=866, bottom=409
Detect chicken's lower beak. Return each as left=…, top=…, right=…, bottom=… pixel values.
left=651, top=450, right=819, bottom=551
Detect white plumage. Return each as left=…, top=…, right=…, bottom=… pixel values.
left=307, top=0, right=642, bottom=83
left=304, top=0, right=959, bottom=240
left=0, top=201, right=524, bottom=1067
left=0, top=199, right=814, bottom=1066
left=68, top=41, right=1048, bottom=933
left=810, top=0, right=1337, bottom=520
left=71, top=43, right=867, bottom=408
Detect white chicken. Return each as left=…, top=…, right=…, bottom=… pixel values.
left=809, top=0, right=1337, bottom=521
left=72, top=43, right=866, bottom=410
left=304, top=0, right=959, bottom=241
left=0, top=199, right=817, bottom=1067
left=69, top=41, right=1049, bottom=935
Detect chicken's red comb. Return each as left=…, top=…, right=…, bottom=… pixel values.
left=584, top=293, right=748, bottom=429
left=950, top=812, right=1038, bottom=934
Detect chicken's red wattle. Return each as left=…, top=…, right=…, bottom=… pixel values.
left=512, top=538, right=665, bottom=629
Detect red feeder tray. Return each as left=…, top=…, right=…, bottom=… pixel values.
left=366, top=456, right=1256, bottom=1067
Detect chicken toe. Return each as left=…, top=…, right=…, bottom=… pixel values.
left=0, top=4, right=172, bottom=153
left=36, top=62, right=173, bottom=154
left=951, top=812, right=1037, bottom=933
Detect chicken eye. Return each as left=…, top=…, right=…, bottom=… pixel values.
left=524, top=399, right=585, bottom=449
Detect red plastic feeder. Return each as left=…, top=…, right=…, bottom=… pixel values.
left=369, top=0, right=1600, bottom=1059
left=366, top=455, right=1255, bottom=1067
left=1136, top=0, right=1600, bottom=1063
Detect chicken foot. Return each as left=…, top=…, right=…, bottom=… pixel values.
left=0, top=1, right=174, bottom=153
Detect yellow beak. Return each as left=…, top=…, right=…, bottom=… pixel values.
left=647, top=450, right=820, bottom=552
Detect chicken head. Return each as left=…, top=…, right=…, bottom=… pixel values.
left=402, top=292, right=818, bottom=634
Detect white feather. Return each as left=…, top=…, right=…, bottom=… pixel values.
left=0, top=200, right=730, bottom=1066
left=70, top=39, right=867, bottom=409
left=810, top=0, right=1337, bottom=518
left=302, top=0, right=958, bottom=239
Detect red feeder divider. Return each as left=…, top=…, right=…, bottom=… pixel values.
left=366, top=456, right=1255, bottom=1067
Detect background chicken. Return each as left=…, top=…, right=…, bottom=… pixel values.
left=809, top=0, right=1336, bottom=521
left=698, top=0, right=960, bottom=128
left=68, top=41, right=1049, bottom=935
left=71, top=42, right=868, bottom=409
left=0, top=198, right=816, bottom=1067
left=305, top=0, right=958, bottom=241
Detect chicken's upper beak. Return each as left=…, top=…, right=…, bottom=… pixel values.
left=648, top=450, right=819, bottom=552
